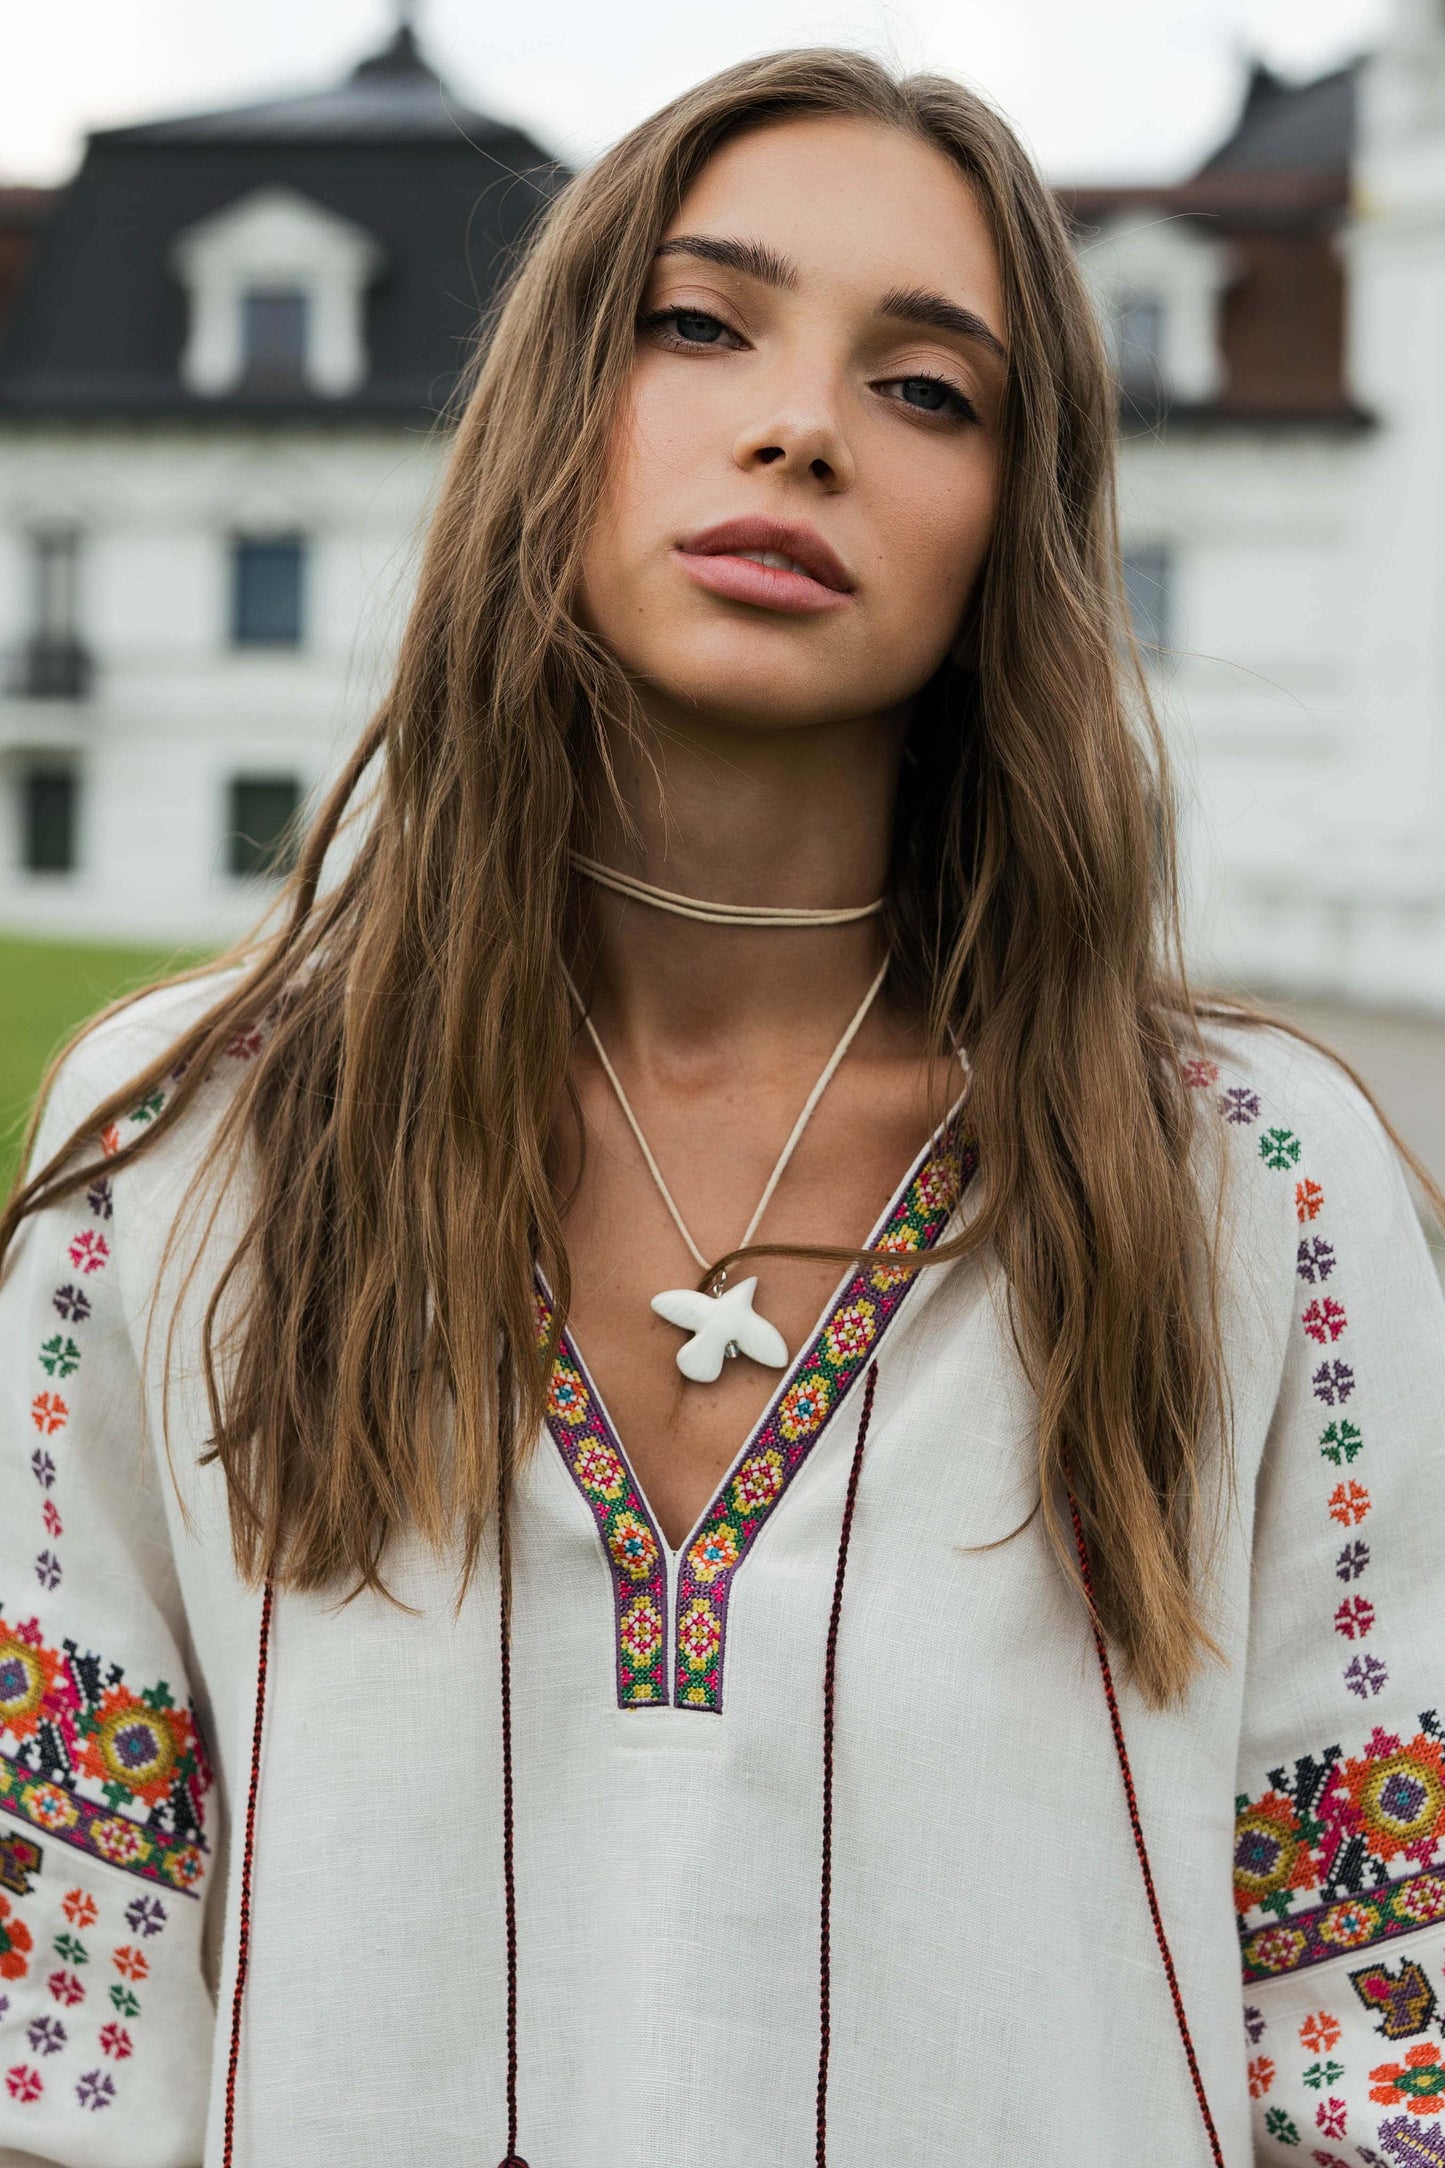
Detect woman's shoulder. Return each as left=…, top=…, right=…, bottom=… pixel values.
left=33, top=962, right=258, bottom=1165
left=1186, top=1010, right=1428, bottom=1275
left=1192, top=1011, right=1400, bottom=1169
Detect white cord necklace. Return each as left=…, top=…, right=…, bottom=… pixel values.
left=570, top=851, right=885, bottom=927
left=564, top=955, right=890, bottom=1383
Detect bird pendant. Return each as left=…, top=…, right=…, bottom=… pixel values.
left=650, top=1275, right=789, bottom=1383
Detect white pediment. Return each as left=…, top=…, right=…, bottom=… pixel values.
left=1076, top=211, right=1236, bottom=404
left=171, top=187, right=385, bottom=398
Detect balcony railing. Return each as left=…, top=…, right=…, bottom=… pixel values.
left=5, top=637, right=94, bottom=701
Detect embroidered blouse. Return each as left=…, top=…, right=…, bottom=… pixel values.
left=0, top=975, right=1442, bottom=2167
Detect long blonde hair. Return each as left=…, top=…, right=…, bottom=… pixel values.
left=5, top=48, right=1399, bottom=1704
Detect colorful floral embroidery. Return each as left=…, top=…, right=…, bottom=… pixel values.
left=1377, top=2113, right=1445, bottom=2164
left=685, top=1525, right=739, bottom=1584
left=1303, top=1299, right=1349, bottom=1344
left=1237, top=1717, right=1445, bottom=1981
left=1329, top=1481, right=1371, bottom=1527
left=0, top=1894, right=33, bottom=1980
left=27, top=2015, right=65, bottom=2057
left=5, top=2064, right=42, bottom=2102
left=0, top=1609, right=211, bottom=1894
left=606, top=1514, right=659, bottom=1583
left=546, top=1363, right=589, bottom=1428
left=61, top=1887, right=98, bottom=1929
left=617, top=1597, right=663, bottom=1672
left=776, top=1374, right=831, bottom=1442
left=1321, top=1421, right=1364, bottom=1466
left=1372, top=2046, right=1445, bottom=2116
left=572, top=1442, right=625, bottom=1502
left=1316, top=2096, right=1348, bottom=2138
left=534, top=1314, right=668, bottom=1709
left=1298, top=1237, right=1336, bottom=1282
left=538, top=1117, right=976, bottom=1712
left=1336, top=1596, right=1377, bottom=1639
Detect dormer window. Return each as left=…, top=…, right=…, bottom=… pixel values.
left=1111, top=291, right=1165, bottom=394
left=171, top=189, right=383, bottom=400
left=1078, top=214, right=1236, bottom=406
left=241, top=286, right=309, bottom=394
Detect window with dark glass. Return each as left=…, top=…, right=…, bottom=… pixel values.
left=21, top=766, right=78, bottom=873
left=227, top=773, right=302, bottom=878
left=1123, top=544, right=1174, bottom=658
left=240, top=286, right=309, bottom=393
left=1112, top=292, right=1165, bottom=393
left=14, top=530, right=91, bottom=699
left=231, top=537, right=305, bottom=648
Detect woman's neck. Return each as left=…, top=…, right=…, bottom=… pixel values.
left=577, top=704, right=907, bottom=1063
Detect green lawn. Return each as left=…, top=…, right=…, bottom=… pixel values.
left=0, top=936, right=209, bottom=1197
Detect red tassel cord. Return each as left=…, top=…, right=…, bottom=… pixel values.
left=1068, top=1490, right=1225, bottom=2168
left=816, top=1360, right=879, bottom=2168
left=497, top=1470, right=528, bottom=2168
left=222, top=1576, right=274, bottom=2168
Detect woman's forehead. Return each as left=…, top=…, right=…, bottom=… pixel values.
left=661, top=115, right=1004, bottom=332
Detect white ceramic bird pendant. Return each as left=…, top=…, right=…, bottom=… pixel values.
left=650, top=1275, right=789, bottom=1384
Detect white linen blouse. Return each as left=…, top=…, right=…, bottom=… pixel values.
left=1, top=975, right=1443, bottom=2168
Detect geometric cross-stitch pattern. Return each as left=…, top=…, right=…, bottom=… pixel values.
left=0, top=1608, right=212, bottom=1896
left=1236, top=1713, right=1445, bottom=1982
left=1350, top=1956, right=1440, bottom=2043
left=532, top=1292, right=671, bottom=1709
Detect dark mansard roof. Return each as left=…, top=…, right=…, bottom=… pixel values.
left=0, top=27, right=568, bottom=421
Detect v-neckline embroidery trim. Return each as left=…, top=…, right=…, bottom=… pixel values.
left=535, top=1106, right=978, bottom=1713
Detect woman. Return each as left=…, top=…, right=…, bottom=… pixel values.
left=1, top=48, right=1441, bottom=2168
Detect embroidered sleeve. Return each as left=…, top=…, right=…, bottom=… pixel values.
left=0, top=1044, right=213, bottom=2161
left=1220, top=1046, right=1445, bottom=2167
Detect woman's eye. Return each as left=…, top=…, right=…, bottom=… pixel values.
left=883, top=374, right=980, bottom=425
left=639, top=306, right=736, bottom=348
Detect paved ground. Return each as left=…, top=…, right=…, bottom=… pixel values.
left=1263, top=996, right=1445, bottom=1281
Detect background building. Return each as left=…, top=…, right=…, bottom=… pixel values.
left=0, top=24, right=561, bottom=943
left=1074, top=0, right=1445, bottom=1012
left=0, top=5, right=1443, bottom=1023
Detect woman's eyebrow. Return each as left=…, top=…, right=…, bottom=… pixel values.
left=878, top=285, right=1008, bottom=363
left=651, top=239, right=1007, bottom=364
left=654, top=234, right=797, bottom=287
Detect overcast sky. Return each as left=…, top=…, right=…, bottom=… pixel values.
left=2, top=0, right=1389, bottom=188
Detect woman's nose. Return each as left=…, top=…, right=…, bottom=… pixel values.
left=732, top=389, right=854, bottom=491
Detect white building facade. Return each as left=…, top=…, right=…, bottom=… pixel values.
left=1079, top=0, right=1445, bottom=1009
left=0, top=25, right=559, bottom=947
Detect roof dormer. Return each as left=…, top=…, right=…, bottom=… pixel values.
left=1077, top=211, right=1236, bottom=406
left=170, top=188, right=384, bottom=399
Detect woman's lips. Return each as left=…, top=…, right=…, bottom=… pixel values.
left=673, top=548, right=852, bottom=616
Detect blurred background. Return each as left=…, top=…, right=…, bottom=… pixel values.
left=0, top=0, right=1440, bottom=1254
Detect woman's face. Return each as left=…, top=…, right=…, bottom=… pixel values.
left=578, top=113, right=1007, bottom=734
